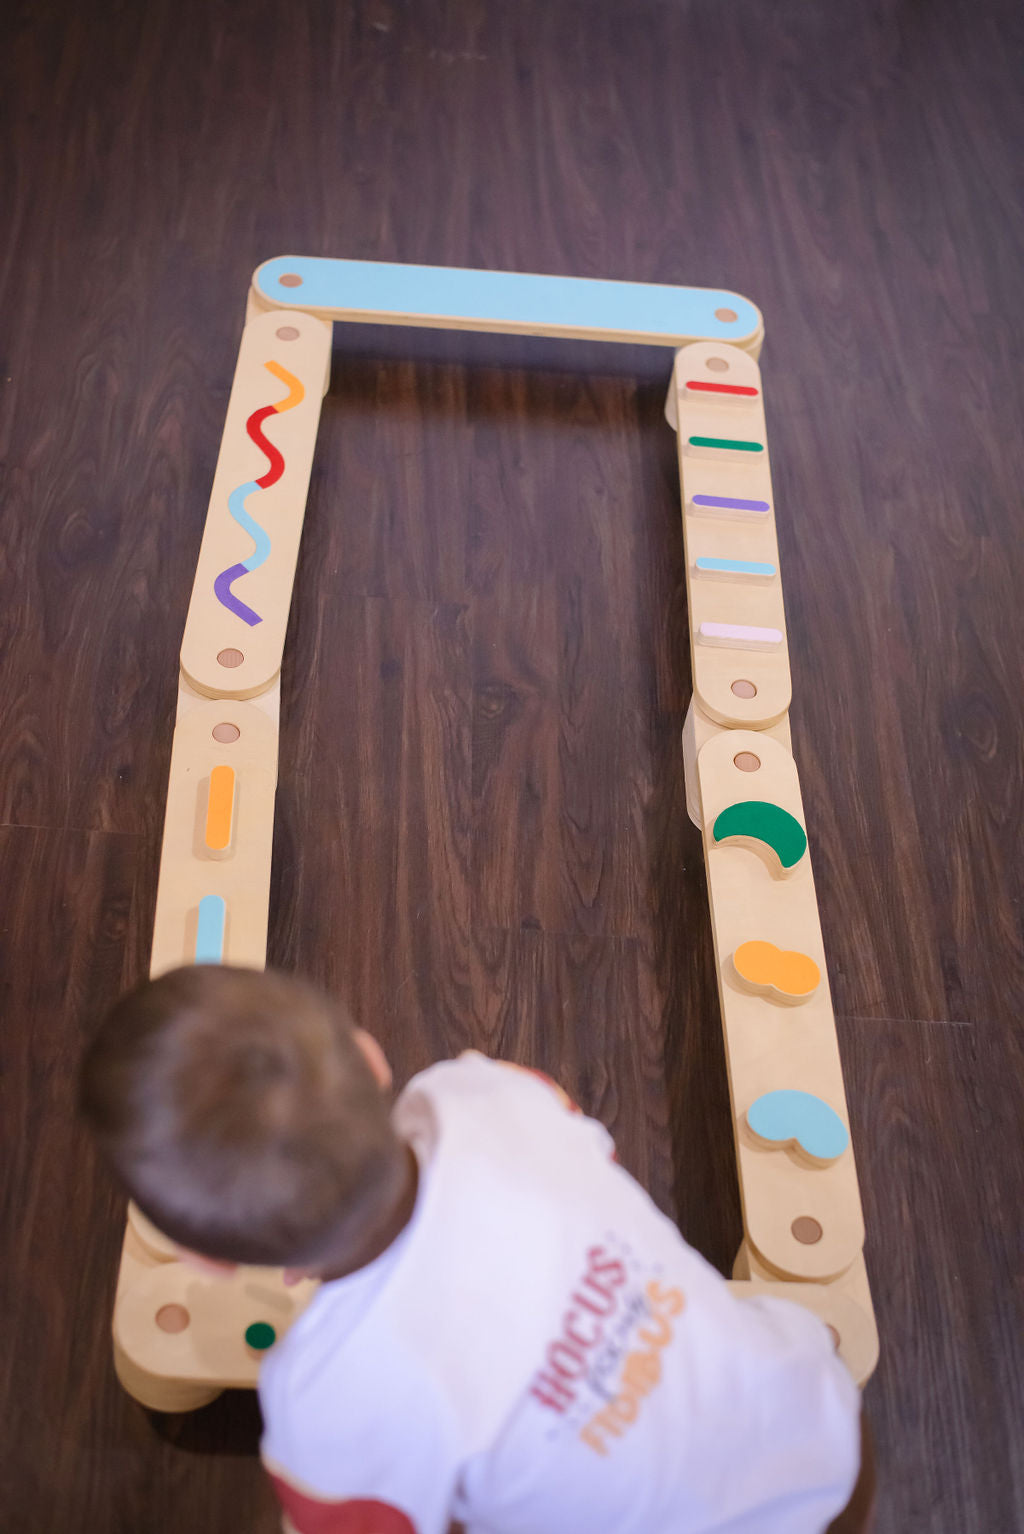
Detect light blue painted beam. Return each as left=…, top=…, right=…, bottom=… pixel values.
left=252, top=256, right=762, bottom=353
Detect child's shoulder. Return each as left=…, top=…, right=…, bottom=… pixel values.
left=395, top=1052, right=610, bottom=1157
left=402, top=1050, right=581, bottom=1107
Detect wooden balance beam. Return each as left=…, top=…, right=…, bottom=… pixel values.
left=111, top=260, right=876, bottom=1410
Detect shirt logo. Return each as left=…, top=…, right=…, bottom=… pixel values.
left=579, top=1280, right=684, bottom=1456
left=527, top=1243, right=686, bottom=1458
left=529, top=1245, right=629, bottom=1415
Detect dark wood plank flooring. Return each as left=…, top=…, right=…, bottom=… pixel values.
left=2, top=2, right=1022, bottom=1530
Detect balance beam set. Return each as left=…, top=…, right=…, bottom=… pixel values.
left=112, top=258, right=877, bottom=1410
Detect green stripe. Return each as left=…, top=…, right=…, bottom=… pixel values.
left=688, top=435, right=764, bottom=453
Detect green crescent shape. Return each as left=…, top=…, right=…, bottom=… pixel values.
left=712, top=800, right=807, bottom=870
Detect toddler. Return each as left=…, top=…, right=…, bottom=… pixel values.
left=80, top=965, right=873, bottom=1534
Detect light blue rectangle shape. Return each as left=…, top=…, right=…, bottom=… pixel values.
left=254, top=256, right=761, bottom=348
left=195, top=895, right=226, bottom=963
left=696, top=556, right=776, bottom=578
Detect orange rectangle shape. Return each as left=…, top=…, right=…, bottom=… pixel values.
left=205, top=765, right=236, bottom=852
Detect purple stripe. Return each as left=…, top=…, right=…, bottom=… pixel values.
left=692, top=494, right=770, bottom=512
left=214, top=563, right=263, bottom=626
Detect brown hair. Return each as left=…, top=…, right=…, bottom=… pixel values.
left=79, top=965, right=404, bottom=1267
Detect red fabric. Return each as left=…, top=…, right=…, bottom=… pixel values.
left=268, top=1474, right=416, bottom=1534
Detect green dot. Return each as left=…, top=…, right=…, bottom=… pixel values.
left=245, top=1321, right=277, bottom=1351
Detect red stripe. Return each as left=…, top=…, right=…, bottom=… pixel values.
left=685, top=380, right=759, bottom=397
left=246, top=403, right=287, bottom=488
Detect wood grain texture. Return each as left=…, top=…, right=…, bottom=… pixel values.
left=2, top=0, right=1023, bottom=1530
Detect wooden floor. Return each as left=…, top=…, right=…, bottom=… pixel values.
left=2, top=1, right=1022, bottom=1529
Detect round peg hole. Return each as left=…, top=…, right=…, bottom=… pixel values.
left=212, top=722, right=240, bottom=744
left=706, top=356, right=730, bottom=372
left=245, top=1321, right=277, bottom=1352
left=715, top=307, right=738, bottom=323
left=791, top=1216, right=824, bottom=1245
left=156, top=1304, right=191, bottom=1334
left=731, top=679, right=757, bottom=699
left=826, top=1325, right=841, bottom=1351
left=217, top=648, right=245, bottom=669
left=275, top=325, right=300, bottom=341
left=278, top=273, right=303, bottom=288
left=734, top=751, right=761, bottom=772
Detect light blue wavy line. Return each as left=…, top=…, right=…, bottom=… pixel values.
left=227, top=480, right=273, bottom=573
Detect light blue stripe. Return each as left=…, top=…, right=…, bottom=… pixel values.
left=227, top=481, right=273, bottom=572
left=195, top=896, right=226, bottom=963
left=696, top=556, right=776, bottom=577
left=254, top=257, right=761, bottom=347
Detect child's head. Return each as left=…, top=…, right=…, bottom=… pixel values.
left=79, top=965, right=406, bottom=1270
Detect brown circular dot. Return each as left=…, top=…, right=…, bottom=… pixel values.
left=734, top=751, right=761, bottom=772
left=217, top=648, right=244, bottom=669
left=826, top=1324, right=841, bottom=1351
left=706, top=355, right=730, bottom=372
left=278, top=273, right=303, bottom=288
left=275, top=325, right=300, bottom=341
left=715, top=306, right=738, bottom=323
left=731, top=679, right=757, bottom=699
left=212, top=722, right=240, bottom=744
left=792, top=1216, right=824, bottom=1245
left=156, top=1304, right=190, bottom=1334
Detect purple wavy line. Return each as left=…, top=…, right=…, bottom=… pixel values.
left=214, top=563, right=262, bottom=626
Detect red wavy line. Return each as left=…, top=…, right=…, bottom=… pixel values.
left=246, top=403, right=286, bottom=489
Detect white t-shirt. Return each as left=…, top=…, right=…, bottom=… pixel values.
left=260, top=1054, right=860, bottom=1534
